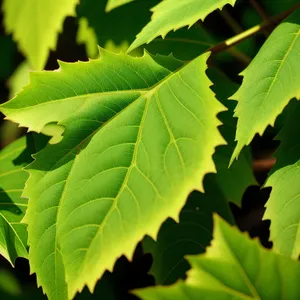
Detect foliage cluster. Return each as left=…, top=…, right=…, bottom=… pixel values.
left=0, top=0, right=300, bottom=299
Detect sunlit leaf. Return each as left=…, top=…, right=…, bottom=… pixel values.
left=0, top=50, right=225, bottom=299
left=105, top=0, right=136, bottom=12
left=3, top=0, right=79, bottom=70
left=230, top=9, right=300, bottom=162
left=128, top=0, right=237, bottom=52
left=136, top=215, right=300, bottom=300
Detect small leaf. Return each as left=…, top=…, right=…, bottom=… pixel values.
left=0, top=137, right=31, bottom=265
left=77, top=18, right=99, bottom=59
left=3, top=0, right=79, bottom=70
left=1, top=50, right=225, bottom=299
left=105, top=0, right=136, bottom=12
left=128, top=0, right=237, bottom=52
left=77, top=0, right=159, bottom=52
left=136, top=215, right=300, bottom=300
left=8, top=62, right=30, bottom=99
left=230, top=9, right=300, bottom=163
left=263, top=100, right=300, bottom=259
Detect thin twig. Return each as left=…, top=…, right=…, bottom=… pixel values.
left=208, top=4, right=300, bottom=56
left=226, top=47, right=252, bottom=65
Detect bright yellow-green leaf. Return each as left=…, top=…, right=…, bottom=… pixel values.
left=0, top=137, right=30, bottom=265
left=77, top=18, right=99, bottom=59
left=263, top=101, right=300, bottom=259
left=8, top=61, right=30, bottom=99
left=3, top=0, right=79, bottom=70
left=136, top=215, right=300, bottom=300
left=143, top=70, right=256, bottom=285
left=128, top=0, right=237, bottom=52
left=78, top=0, right=214, bottom=61
left=105, top=0, right=136, bottom=12
left=230, top=9, right=300, bottom=163
left=1, top=50, right=225, bottom=299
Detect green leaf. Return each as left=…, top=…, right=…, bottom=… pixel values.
left=78, top=0, right=213, bottom=61
left=8, top=62, right=30, bottom=99
left=263, top=100, right=300, bottom=259
left=208, top=69, right=257, bottom=206
left=143, top=180, right=234, bottom=285
left=76, top=18, right=99, bottom=59
left=128, top=0, right=237, bottom=52
left=142, top=70, right=255, bottom=285
left=230, top=9, right=300, bottom=163
left=0, top=137, right=31, bottom=265
left=77, top=0, right=159, bottom=51
left=1, top=50, right=225, bottom=299
left=145, top=24, right=214, bottom=62
left=105, top=0, right=136, bottom=12
left=3, top=0, right=79, bottom=70
left=136, top=215, right=300, bottom=300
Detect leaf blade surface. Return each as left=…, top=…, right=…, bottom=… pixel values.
left=136, top=215, right=300, bottom=300
left=231, top=9, right=300, bottom=162
left=2, top=51, right=225, bottom=299
left=128, top=0, right=237, bottom=52
left=3, top=0, right=79, bottom=70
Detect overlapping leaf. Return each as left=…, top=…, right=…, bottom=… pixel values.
left=142, top=70, right=256, bottom=285
left=0, top=50, right=225, bottom=299
left=208, top=69, right=257, bottom=206
left=3, top=0, right=79, bottom=70
left=0, top=137, right=31, bottom=264
left=77, top=0, right=159, bottom=50
left=105, top=0, right=136, bottom=12
left=128, top=0, right=237, bottom=52
left=8, top=62, right=30, bottom=99
left=230, top=9, right=300, bottom=162
left=143, top=182, right=234, bottom=285
left=78, top=0, right=214, bottom=61
left=76, top=18, right=98, bottom=59
left=136, top=215, right=300, bottom=300
left=263, top=101, right=300, bottom=259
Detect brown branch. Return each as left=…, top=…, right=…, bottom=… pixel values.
left=209, top=3, right=300, bottom=56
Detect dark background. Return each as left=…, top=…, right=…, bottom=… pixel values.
left=0, top=0, right=289, bottom=298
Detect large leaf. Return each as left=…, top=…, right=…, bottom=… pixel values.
left=128, top=0, right=237, bottom=52
left=0, top=137, right=32, bottom=264
left=136, top=215, right=300, bottom=300
left=77, top=0, right=159, bottom=50
left=105, top=0, right=136, bottom=12
left=143, top=70, right=255, bottom=285
left=3, top=0, right=79, bottom=70
left=1, top=50, right=225, bottom=299
left=263, top=101, right=300, bottom=259
left=230, top=9, right=300, bottom=162
left=78, top=0, right=215, bottom=61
